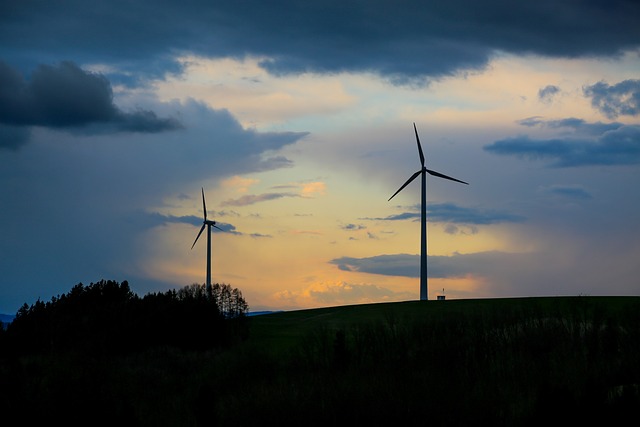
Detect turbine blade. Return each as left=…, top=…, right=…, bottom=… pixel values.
left=426, top=168, right=469, bottom=185
left=388, top=170, right=422, bottom=201
left=213, top=224, right=224, bottom=231
left=414, top=123, right=425, bottom=167
left=191, top=224, right=206, bottom=249
left=201, top=187, right=207, bottom=221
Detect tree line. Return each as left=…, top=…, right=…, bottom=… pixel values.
left=0, top=279, right=249, bottom=356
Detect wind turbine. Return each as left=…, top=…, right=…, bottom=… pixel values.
left=388, top=123, right=468, bottom=301
left=191, top=187, right=222, bottom=295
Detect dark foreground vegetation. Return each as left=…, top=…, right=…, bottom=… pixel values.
left=1, top=289, right=639, bottom=426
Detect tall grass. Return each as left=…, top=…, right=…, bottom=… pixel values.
left=216, top=297, right=640, bottom=425
left=2, top=297, right=639, bottom=426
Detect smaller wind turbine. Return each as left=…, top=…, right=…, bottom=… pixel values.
left=388, top=123, right=468, bottom=301
left=191, top=187, right=223, bottom=295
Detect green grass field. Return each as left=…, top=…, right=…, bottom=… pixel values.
left=246, top=296, right=639, bottom=352
left=2, top=295, right=639, bottom=426
left=233, top=296, right=640, bottom=425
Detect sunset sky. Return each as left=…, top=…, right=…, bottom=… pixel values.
left=1, top=1, right=639, bottom=314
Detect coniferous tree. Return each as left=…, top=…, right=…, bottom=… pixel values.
left=3, top=279, right=249, bottom=356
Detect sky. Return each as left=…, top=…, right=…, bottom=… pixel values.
left=1, top=0, right=639, bottom=314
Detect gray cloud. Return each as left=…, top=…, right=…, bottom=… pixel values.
left=368, top=212, right=422, bottom=221
left=443, top=224, right=479, bottom=235
left=341, top=223, right=367, bottom=231
left=0, top=124, right=30, bottom=150
left=331, top=243, right=640, bottom=299
left=484, top=124, right=640, bottom=167
left=516, top=117, right=623, bottom=135
left=540, top=185, right=593, bottom=200
left=1, top=1, right=639, bottom=85
left=330, top=251, right=526, bottom=279
left=0, top=61, right=182, bottom=149
left=138, top=212, right=240, bottom=234
left=249, top=233, right=273, bottom=238
left=584, top=79, right=640, bottom=119
left=538, top=85, right=560, bottom=104
left=428, top=203, right=526, bottom=224
left=332, top=254, right=421, bottom=278
left=0, top=99, right=306, bottom=312
left=221, top=192, right=301, bottom=207
left=366, top=202, right=525, bottom=224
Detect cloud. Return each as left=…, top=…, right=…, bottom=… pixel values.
left=368, top=212, right=422, bottom=221
left=332, top=254, right=420, bottom=278
left=221, top=192, right=300, bottom=207
left=122, top=212, right=243, bottom=236
left=0, top=61, right=182, bottom=149
left=307, top=282, right=404, bottom=304
left=221, top=180, right=325, bottom=206
left=2, top=2, right=639, bottom=85
left=484, top=124, right=640, bottom=167
left=539, top=185, right=593, bottom=200
left=222, top=176, right=259, bottom=193
left=341, top=223, right=367, bottom=231
left=443, top=224, right=478, bottom=235
left=0, top=98, right=306, bottom=312
left=331, top=251, right=528, bottom=279
left=249, top=233, right=272, bottom=238
left=274, top=281, right=413, bottom=307
left=538, top=85, right=560, bottom=104
left=300, top=181, right=327, bottom=196
left=428, top=203, right=526, bottom=224
left=584, top=79, right=640, bottom=119
left=0, top=124, right=30, bottom=150
left=516, top=117, right=623, bottom=135
left=366, top=203, right=525, bottom=224
left=331, top=244, right=640, bottom=299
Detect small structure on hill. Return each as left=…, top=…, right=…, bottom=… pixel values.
left=436, top=288, right=446, bottom=300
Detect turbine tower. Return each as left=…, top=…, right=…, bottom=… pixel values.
left=191, top=187, right=222, bottom=295
left=388, top=123, right=468, bottom=301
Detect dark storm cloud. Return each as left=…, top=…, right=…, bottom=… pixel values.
left=484, top=124, right=640, bottom=167
left=1, top=1, right=639, bottom=85
left=115, top=110, right=182, bottom=133
left=366, top=203, right=525, bottom=224
left=583, top=79, right=640, bottom=119
left=0, top=61, right=114, bottom=127
left=0, top=61, right=182, bottom=148
left=0, top=124, right=30, bottom=150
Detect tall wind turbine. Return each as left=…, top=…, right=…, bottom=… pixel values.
left=388, top=123, right=468, bottom=301
left=191, top=187, right=222, bottom=295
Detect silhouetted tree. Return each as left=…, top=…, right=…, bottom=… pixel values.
left=2, top=279, right=249, bottom=356
left=209, top=283, right=249, bottom=318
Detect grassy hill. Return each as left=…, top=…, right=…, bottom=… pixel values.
left=238, top=296, right=640, bottom=425
left=2, top=296, right=639, bottom=426
left=246, top=296, right=637, bottom=351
